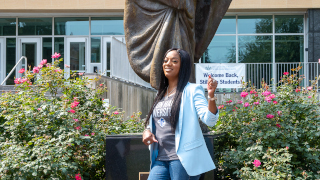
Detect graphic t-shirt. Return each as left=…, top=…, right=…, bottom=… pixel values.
left=153, top=95, right=179, bottom=161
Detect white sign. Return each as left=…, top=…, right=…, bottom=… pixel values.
left=196, top=63, right=245, bottom=89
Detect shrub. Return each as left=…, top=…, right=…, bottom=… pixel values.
left=213, top=66, right=320, bottom=179
left=0, top=57, right=143, bottom=179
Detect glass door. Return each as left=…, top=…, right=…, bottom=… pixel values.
left=17, top=38, right=41, bottom=78
left=66, top=37, right=88, bottom=78
left=0, top=38, right=4, bottom=84
left=102, top=37, right=111, bottom=76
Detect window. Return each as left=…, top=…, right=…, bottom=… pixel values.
left=54, top=17, right=89, bottom=35
left=204, top=15, right=304, bottom=64
left=91, top=37, right=101, bottom=63
left=43, top=38, right=52, bottom=63
left=275, top=15, right=304, bottom=33
left=238, top=15, right=272, bottom=34
left=18, top=18, right=52, bottom=35
left=203, top=36, right=236, bottom=63
left=238, top=36, right=272, bottom=63
left=0, top=18, right=16, bottom=36
left=54, top=37, right=64, bottom=69
left=91, top=17, right=124, bottom=35
left=6, top=38, right=16, bottom=85
left=216, top=16, right=236, bottom=34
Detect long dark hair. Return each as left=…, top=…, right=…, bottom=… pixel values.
left=145, top=48, right=192, bottom=132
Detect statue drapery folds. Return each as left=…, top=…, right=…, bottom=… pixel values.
left=124, top=0, right=232, bottom=89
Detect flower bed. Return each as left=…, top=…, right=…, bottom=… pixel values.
left=0, top=55, right=144, bottom=179
left=213, top=66, right=320, bottom=179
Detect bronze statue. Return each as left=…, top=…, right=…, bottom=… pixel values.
left=124, top=0, right=232, bottom=89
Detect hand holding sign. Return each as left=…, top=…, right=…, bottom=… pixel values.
left=207, top=75, right=218, bottom=98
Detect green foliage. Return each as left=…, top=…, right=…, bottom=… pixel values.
left=213, top=66, right=320, bottom=179
left=0, top=59, right=144, bottom=179
left=237, top=145, right=293, bottom=180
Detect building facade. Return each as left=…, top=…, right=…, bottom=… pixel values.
left=0, top=0, right=319, bottom=87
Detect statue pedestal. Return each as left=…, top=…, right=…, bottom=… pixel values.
left=105, top=133, right=223, bottom=180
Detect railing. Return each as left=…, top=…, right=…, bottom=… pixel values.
left=110, top=37, right=152, bottom=88
left=217, top=62, right=320, bottom=92
left=1, top=56, right=27, bottom=86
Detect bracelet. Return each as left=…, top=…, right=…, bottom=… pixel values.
left=208, top=95, right=217, bottom=101
left=143, top=128, right=150, bottom=133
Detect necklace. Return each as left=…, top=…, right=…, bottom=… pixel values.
left=166, top=86, right=177, bottom=99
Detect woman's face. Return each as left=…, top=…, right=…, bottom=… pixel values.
left=163, top=50, right=181, bottom=80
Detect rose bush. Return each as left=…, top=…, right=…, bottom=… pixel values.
left=0, top=55, right=144, bottom=179
left=213, top=66, right=320, bottom=179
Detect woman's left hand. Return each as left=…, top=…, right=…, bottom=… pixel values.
left=207, top=75, right=218, bottom=98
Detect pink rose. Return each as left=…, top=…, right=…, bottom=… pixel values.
left=38, top=64, right=43, bottom=69
left=75, top=126, right=81, bottom=130
left=286, top=146, right=289, bottom=150
left=73, top=119, right=79, bottom=122
left=266, top=114, right=274, bottom=119
left=91, top=132, right=95, bottom=136
left=307, top=86, right=312, bottom=91
left=283, top=72, right=289, bottom=75
left=75, top=174, right=82, bottom=180
left=21, top=78, right=28, bottom=83
left=243, top=102, right=250, bottom=107
left=18, top=68, right=25, bottom=73
left=37, top=108, right=41, bottom=111
left=273, top=101, right=278, bottom=104
left=69, top=109, right=76, bottom=113
left=226, top=100, right=232, bottom=104
left=240, top=92, right=248, bottom=98
left=114, top=111, right=119, bottom=115
left=308, top=96, right=312, bottom=98
left=51, top=52, right=61, bottom=59
left=65, top=64, right=70, bottom=68
left=295, top=88, right=301, bottom=93
left=262, top=91, right=271, bottom=96
left=253, top=101, right=259, bottom=105
left=14, top=78, right=21, bottom=84
left=237, top=100, right=243, bottom=104
left=232, top=109, right=235, bottom=111
left=40, top=59, right=47, bottom=66
left=79, top=72, right=84, bottom=76
left=253, top=159, right=261, bottom=167
left=264, top=96, right=272, bottom=103
left=99, top=83, right=103, bottom=87
left=55, top=69, right=62, bottom=73
left=276, top=124, right=281, bottom=128
left=71, top=101, right=80, bottom=108
left=269, top=94, right=276, bottom=99
left=33, top=66, right=40, bottom=73
left=85, top=134, right=89, bottom=136
left=254, top=94, right=258, bottom=97
left=277, top=111, right=282, bottom=116
left=250, top=90, right=257, bottom=94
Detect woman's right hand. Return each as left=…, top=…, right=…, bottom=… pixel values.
left=142, top=129, right=158, bottom=146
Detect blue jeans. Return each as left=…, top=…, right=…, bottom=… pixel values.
left=148, top=160, right=201, bottom=180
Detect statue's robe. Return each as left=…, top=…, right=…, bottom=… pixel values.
left=124, top=0, right=232, bottom=89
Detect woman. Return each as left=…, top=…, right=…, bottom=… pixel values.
left=142, top=48, right=219, bottom=180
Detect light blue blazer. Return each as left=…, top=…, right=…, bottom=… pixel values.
left=148, top=83, right=219, bottom=176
